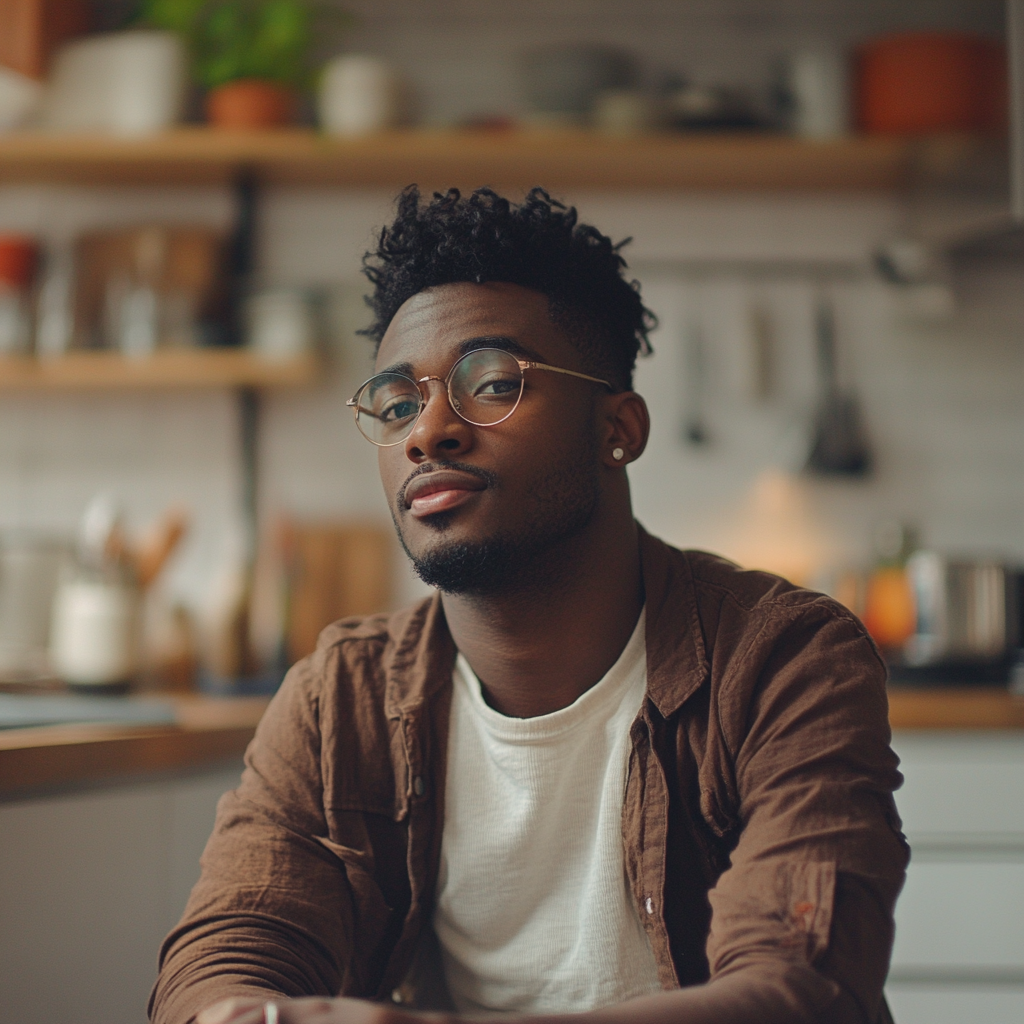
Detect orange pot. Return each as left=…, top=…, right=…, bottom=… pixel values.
left=205, top=79, right=297, bottom=130
left=856, top=32, right=1007, bottom=136
left=862, top=567, right=916, bottom=650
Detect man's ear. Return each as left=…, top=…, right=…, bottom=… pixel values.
left=599, top=391, right=650, bottom=467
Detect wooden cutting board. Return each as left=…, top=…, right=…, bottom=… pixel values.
left=286, top=523, right=393, bottom=662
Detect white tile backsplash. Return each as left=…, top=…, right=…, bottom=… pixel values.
left=1, top=181, right=1021, bottom=610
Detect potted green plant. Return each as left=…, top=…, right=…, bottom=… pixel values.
left=138, top=0, right=346, bottom=129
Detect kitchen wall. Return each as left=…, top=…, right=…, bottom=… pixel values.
left=2, top=0, right=1020, bottom=617
left=2, top=183, right=1022, bottom=615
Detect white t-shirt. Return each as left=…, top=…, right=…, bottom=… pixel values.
left=433, top=610, right=663, bottom=1014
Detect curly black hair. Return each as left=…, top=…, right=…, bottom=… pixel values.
left=360, top=186, right=655, bottom=391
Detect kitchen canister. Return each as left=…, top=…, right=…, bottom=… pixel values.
left=50, top=568, right=141, bottom=688
left=0, top=65, right=43, bottom=131
left=856, top=32, right=1007, bottom=135
left=40, top=30, right=186, bottom=136
left=781, top=47, right=851, bottom=139
left=0, top=235, right=38, bottom=355
left=246, top=288, right=315, bottom=361
left=318, top=55, right=403, bottom=136
left=0, top=532, right=67, bottom=681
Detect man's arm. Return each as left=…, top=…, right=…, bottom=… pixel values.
left=699, top=600, right=908, bottom=1022
left=150, top=648, right=356, bottom=1024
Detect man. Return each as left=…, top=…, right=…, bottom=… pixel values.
left=150, top=188, right=908, bottom=1024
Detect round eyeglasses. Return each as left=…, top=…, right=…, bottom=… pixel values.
left=347, top=347, right=612, bottom=446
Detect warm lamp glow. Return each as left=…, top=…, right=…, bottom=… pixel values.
left=714, top=469, right=834, bottom=586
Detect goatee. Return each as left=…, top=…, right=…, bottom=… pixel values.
left=394, top=439, right=601, bottom=595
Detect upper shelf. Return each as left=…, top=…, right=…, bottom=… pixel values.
left=0, top=349, right=320, bottom=391
left=0, top=127, right=921, bottom=192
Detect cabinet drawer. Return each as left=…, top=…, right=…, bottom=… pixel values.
left=891, top=733, right=1024, bottom=839
left=885, top=985, right=1024, bottom=1024
left=891, top=861, right=1024, bottom=970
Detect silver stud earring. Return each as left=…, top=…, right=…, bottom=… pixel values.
left=612, top=447, right=625, bottom=461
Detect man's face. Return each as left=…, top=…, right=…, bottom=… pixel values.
left=374, top=281, right=606, bottom=594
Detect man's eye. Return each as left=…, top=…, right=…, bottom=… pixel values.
left=472, top=375, right=520, bottom=398
left=380, top=397, right=420, bottom=422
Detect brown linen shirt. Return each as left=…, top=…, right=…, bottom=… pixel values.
left=150, top=527, right=909, bottom=1024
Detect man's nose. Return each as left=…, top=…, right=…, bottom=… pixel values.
left=404, top=379, right=473, bottom=462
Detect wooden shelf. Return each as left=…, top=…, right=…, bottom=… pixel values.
left=0, top=127, right=915, bottom=192
left=0, top=349, right=320, bottom=391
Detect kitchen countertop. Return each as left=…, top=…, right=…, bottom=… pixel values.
left=1, top=687, right=1021, bottom=799
left=0, top=695, right=268, bottom=799
left=887, top=686, right=1024, bottom=730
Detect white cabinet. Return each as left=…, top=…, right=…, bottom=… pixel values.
left=0, top=764, right=242, bottom=1024
left=886, top=732, right=1024, bottom=1024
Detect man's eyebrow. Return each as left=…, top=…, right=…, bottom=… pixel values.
left=375, top=337, right=542, bottom=379
left=456, top=335, right=541, bottom=361
left=375, top=359, right=415, bottom=378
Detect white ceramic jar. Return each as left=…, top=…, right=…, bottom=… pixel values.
left=318, top=55, right=402, bottom=137
left=783, top=47, right=850, bottom=140
left=50, top=576, right=141, bottom=687
left=246, top=288, right=315, bottom=361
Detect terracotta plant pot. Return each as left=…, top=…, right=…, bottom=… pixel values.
left=205, top=78, right=297, bottom=129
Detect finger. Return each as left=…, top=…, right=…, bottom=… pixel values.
left=196, top=998, right=266, bottom=1024
left=274, top=998, right=336, bottom=1022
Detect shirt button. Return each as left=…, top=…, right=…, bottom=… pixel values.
left=644, top=896, right=654, bottom=915
left=391, top=990, right=403, bottom=1004
left=413, top=776, right=425, bottom=797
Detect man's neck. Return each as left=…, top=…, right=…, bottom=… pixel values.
left=441, top=512, right=644, bottom=718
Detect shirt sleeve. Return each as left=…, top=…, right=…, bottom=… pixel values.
left=700, top=599, right=909, bottom=1023
left=149, top=648, right=354, bottom=1024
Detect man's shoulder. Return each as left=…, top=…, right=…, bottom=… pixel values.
left=645, top=531, right=860, bottom=625
left=640, top=530, right=880, bottom=700
left=314, top=595, right=436, bottom=651
left=289, top=594, right=451, bottom=708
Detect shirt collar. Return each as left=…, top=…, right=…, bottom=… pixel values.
left=385, top=522, right=709, bottom=721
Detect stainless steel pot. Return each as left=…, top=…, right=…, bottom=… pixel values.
left=904, top=551, right=1023, bottom=665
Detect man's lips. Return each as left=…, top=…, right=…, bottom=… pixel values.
left=403, top=469, right=488, bottom=518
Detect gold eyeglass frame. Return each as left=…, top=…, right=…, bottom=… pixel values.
left=347, top=346, right=612, bottom=446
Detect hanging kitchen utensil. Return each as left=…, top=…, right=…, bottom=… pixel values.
left=681, top=314, right=710, bottom=446
left=805, top=295, right=871, bottom=476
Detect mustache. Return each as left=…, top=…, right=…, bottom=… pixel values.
left=397, top=460, right=497, bottom=510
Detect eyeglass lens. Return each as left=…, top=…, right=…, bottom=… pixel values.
left=354, top=348, right=525, bottom=445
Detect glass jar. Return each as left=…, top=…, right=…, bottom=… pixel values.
left=0, top=235, right=37, bottom=355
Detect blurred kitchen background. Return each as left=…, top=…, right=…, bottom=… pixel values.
left=0, top=1, right=1022, bottom=1023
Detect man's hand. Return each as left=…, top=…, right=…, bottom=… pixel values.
left=196, top=996, right=432, bottom=1024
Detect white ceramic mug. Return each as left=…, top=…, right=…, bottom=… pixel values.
left=318, top=55, right=402, bottom=137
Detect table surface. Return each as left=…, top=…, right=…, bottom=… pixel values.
left=0, top=687, right=1020, bottom=798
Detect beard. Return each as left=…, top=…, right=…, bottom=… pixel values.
left=393, top=435, right=601, bottom=596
